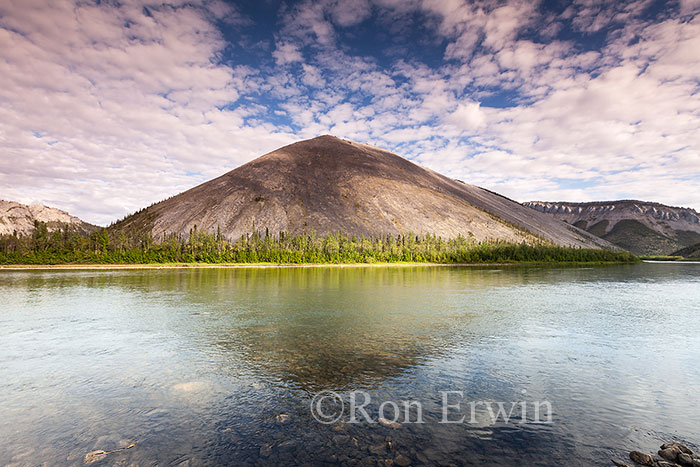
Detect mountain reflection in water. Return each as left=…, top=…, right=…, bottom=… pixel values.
left=1, top=264, right=698, bottom=465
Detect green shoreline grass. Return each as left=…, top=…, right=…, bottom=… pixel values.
left=0, top=260, right=638, bottom=270
left=640, top=255, right=699, bottom=261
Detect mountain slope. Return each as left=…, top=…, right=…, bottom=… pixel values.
left=112, top=136, right=612, bottom=249
left=671, top=243, right=700, bottom=258
left=525, top=201, right=700, bottom=255
left=0, top=200, right=97, bottom=236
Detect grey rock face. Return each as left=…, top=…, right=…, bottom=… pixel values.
left=113, top=136, right=612, bottom=249
left=0, top=200, right=96, bottom=236
left=525, top=200, right=700, bottom=255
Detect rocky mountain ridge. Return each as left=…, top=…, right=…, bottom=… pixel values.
left=0, top=200, right=97, bottom=236
left=524, top=200, right=700, bottom=255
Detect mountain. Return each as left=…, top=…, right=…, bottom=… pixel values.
left=112, top=135, right=612, bottom=249
left=671, top=243, right=700, bottom=258
left=0, top=200, right=97, bottom=236
left=524, top=200, right=700, bottom=255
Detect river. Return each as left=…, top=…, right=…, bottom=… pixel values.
left=1, top=263, right=698, bottom=465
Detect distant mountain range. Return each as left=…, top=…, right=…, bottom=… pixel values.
left=524, top=201, right=700, bottom=255
left=0, top=200, right=96, bottom=236
left=110, top=136, right=611, bottom=249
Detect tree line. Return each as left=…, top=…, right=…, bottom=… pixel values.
left=0, top=221, right=637, bottom=265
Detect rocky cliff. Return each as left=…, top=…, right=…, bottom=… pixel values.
left=0, top=200, right=97, bottom=236
left=524, top=200, right=700, bottom=255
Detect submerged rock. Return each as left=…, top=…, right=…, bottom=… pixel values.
left=395, top=454, right=412, bottom=466
left=659, top=447, right=681, bottom=462
left=84, top=450, right=107, bottom=464
left=369, top=444, right=387, bottom=456
left=661, top=441, right=693, bottom=455
left=658, top=441, right=696, bottom=466
left=618, top=440, right=696, bottom=467
left=259, top=444, right=272, bottom=458
left=611, top=460, right=631, bottom=467
left=378, top=418, right=401, bottom=429
left=629, top=451, right=654, bottom=466
left=332, top=434, right=350, bottom=445
left=83, top=442, right=136, bottom=464
left=679, top=452, right=694, bottom=466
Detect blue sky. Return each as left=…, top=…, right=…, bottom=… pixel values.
left=1, top=0, right=699, bottom=225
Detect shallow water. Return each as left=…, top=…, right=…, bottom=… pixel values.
left=1, top=263, right=699, bottom=466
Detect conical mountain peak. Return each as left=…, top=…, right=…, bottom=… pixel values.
left=111, top=138, right=612, bottom=249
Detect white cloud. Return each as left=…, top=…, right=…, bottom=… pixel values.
left=1, top=0, right=700, bottom=226
left=273, top=41, right=304, bottom=65
left=680, top=0, right=700, bottom=16
left=330, top=0, right=373, bottom=27
left=445, top=102, right=486, bottom=130
left=0, top=0, right=298, bottom=225
left=301, top=64, right=326, bottom=87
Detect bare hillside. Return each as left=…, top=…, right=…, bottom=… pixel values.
left=112, top=136, right=612, bottom=249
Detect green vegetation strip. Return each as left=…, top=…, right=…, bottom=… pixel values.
left=640, top=256, right=697, bottom=261
left=0, top=222, right=637, bottom=265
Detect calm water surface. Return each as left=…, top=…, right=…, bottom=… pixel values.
left=1, top=263, right=699, bottom=466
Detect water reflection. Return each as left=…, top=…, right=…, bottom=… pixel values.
left=0, top=264, right=698, bottom=466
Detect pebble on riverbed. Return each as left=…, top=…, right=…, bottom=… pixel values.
left=378, top=417, right=402, bottom=429
left=614, top=441, right=698, bottom=467
left=84, top=450, right=108, bottom=464
left=83, top=442, right=136, bottom=464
